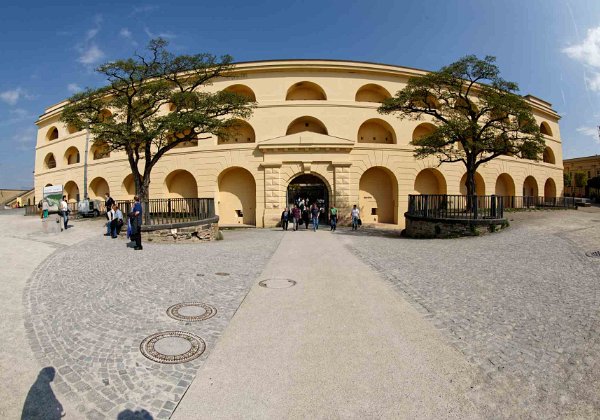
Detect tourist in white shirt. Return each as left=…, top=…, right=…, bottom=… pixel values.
left=59, top=196, right=69, bottom=231
left=351, top=205, right=360, bottom=230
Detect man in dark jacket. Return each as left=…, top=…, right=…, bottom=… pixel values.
left=130, top=196, right=143, bottom=250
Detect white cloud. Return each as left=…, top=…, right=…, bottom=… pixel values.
left=0, top=87, right=33, bottom=105
left=77, top=44, right=105, bottom=65
left=563, top=26, right=600, bottom=92
left=576, top=126, right=600, bottom=143
left=119, top=28, right=138, bottom=46
left=144, top=27, right=176, bottom=39
left=0, top=108, right=34, bottom=127
left=76, top=15, right=105, bottom=66
left=563, top=27, right=600, bottom=67
left=67, top=83, right=82, bottom=93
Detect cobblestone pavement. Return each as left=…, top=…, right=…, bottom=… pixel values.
left=24, top=229, right=283, bottom=419
left=343, top=208, right=600, bottom=418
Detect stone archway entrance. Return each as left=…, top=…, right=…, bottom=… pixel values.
left=287, top=174, right=329, bottom=224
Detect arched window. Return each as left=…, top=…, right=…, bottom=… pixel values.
left=286, top=116, right=328, bottom=135
left=355, top=84, right=391, bottom=103
left=46, top=127, right=59, bottom=141
left=43, top=153, right=56, bottom=170
left=64, top=147, right=80, bottom=165
left=224, top=84, right=257, bottom=101
left=99, top=109, right=112, bottom=122
left=91, top=141, right=110, bottom=160
left=542, top=147, right=555, bottom=164
left=540, top=122, right=552, bottom=136
left=414, top=168, right=447, bottom=194
left=218, top=120, right=256, bottom=144
left=67, top=124, right=79, bottom=134
left=412, top=123, right=436, bottom=142
left=357, top=119, right=396, bottom=144
left=285, top=81, right=326, bottom=100
left=165, top=170, right=198, bottom=198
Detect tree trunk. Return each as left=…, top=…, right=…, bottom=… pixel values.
left=465, top=159, right=477, bottom=212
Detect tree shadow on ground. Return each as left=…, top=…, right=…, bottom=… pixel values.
left=117, top=408, right=154, bottom=419
left=21, top=367, right=64, bottom=420
left=332, top=226, right=406, bottom=239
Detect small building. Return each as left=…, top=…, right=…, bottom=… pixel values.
left=563, top=155, right=600, bottom=197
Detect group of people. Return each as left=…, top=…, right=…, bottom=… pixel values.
left=104, top=193, right=143, bottom=250
left=280, top=197, right=362, bottom=232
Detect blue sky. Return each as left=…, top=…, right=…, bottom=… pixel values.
left=1, top=0, right=600, bottom=189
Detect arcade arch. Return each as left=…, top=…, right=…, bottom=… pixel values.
left=543, top=147, right=555, bottom=164
left=357, top=119, right=396, bottom=144
left=412, top=123, right=436, bottom=142
left=355, top=84, right=391, bottom=103
left=224, top=84, right=256, bottom=101
left=286, top=81, right=326, bottom=100
left=414, top=168, right=447, bottom=194
left=540, top=122, right=552, bottom=136
left=286, top=116, right=328, bottom=135
left=165, top=170, right=198, bottom=198
left=64, top=181, right=79, bottom=203
left=460, top=172, right=486, bottom=196
left=218, top=120, right=256, bottom=144
left=218, top=167, right=256, bottom=225
left=122, top=174, right=135, bottom=198
left=359, top=167, right=398, bottom=224
left=46, top=127, right=59, bottom=141
left=64, top=147, right=80, bottom=165
left=544, top=178, right=557, bottom=198
left=523, top=176, right=538, bottom=197
left=89, top=177, right=109, bottom=200
left=44, top=153, right=56, bottom=170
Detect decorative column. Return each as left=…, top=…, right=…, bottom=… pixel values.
left=260, top=162, right=282, bottom=227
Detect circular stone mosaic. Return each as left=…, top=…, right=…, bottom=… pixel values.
left=140, top=331, right=206, bottom=364
left=166, top=302, right=217, bottom=322
left=259, top=278, right=297, bottom=289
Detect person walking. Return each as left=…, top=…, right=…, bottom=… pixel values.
left=291, top=205, right=301, bottom=231
left=281, top=207, right=290, bottom=231
left=42, top=199, right=49, bottom=219
left=329, top=205, right=338, bottom=231
left=105, top=204, right=115, bottom=237
left=311, top=203, right=320, bottom=231
left=351, top=204, right=360, bottom=230
left=302, top=207, right=310, bottom=229
left=131, top=196, right=143, bottom=250
left=114, top=203, right=124, bottom=236
left=59, top=196, right=69, bottom=231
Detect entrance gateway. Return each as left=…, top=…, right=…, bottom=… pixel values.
left=287, top=174, right=329, bottom=224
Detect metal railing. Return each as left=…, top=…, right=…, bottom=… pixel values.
left=115, top=198, right=215, bottom=226
left=408, top=195, right=576, bottom=221
left=408, top=194, right=504, bottom=220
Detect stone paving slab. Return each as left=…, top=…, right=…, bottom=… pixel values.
left=22, top=229, right=283, bottom=419
left=173, top=229, right=483, bottom=419
left=342, top=208, right=600, bottom=418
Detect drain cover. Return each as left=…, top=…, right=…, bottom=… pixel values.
left=259, top=278, right=297, bottom=289
left=215, top=272, right=230, bottom=276
left=140, top=331, right=205, bottom=364
left=167, top=302, right=217, bottom=322
left=586, top=250, right=600, bottom=258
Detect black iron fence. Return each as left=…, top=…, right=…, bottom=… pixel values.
left=115, top=198, right=215, bottom=226
left=408, top=194, right=504, bottom=220
left=407, top=195, right=577, bottom=221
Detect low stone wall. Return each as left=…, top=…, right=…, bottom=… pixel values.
left=404, top=214, right=508, bottom=239
left=141, top=216, right=220, bottom=243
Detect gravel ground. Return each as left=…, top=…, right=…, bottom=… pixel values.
left=344, top=208, right=600, bottom=418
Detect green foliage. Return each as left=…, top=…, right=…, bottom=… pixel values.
left=574, top=171, right=588, bottom=188
left=563, top=172, right=572, bottom=187
left=60, top=38, right=255, bottom=200
left=587, top=175, right=600, bottom=189
left=378, top=55, right=545, bottom=197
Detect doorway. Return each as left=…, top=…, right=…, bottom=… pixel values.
left=287, top=174, right=329, bottom=224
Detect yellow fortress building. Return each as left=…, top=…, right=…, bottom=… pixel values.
left=34, top=60, right=564, bottom=228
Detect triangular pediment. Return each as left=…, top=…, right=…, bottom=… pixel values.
left=258, top=132, right=354, bottom=152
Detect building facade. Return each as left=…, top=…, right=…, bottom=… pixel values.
left=563, top=155, right=600, bottom=197
left=34, top=60, right=564, bottom=228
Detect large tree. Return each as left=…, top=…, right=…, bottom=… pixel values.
left=378, top=55, right=545, bottom=199
left=61, top=38, right=254, bottom=204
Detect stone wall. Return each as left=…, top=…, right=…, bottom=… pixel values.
left=404, top=214, right=508, bottom=239
left=141, top=217, right=220, bottom=243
